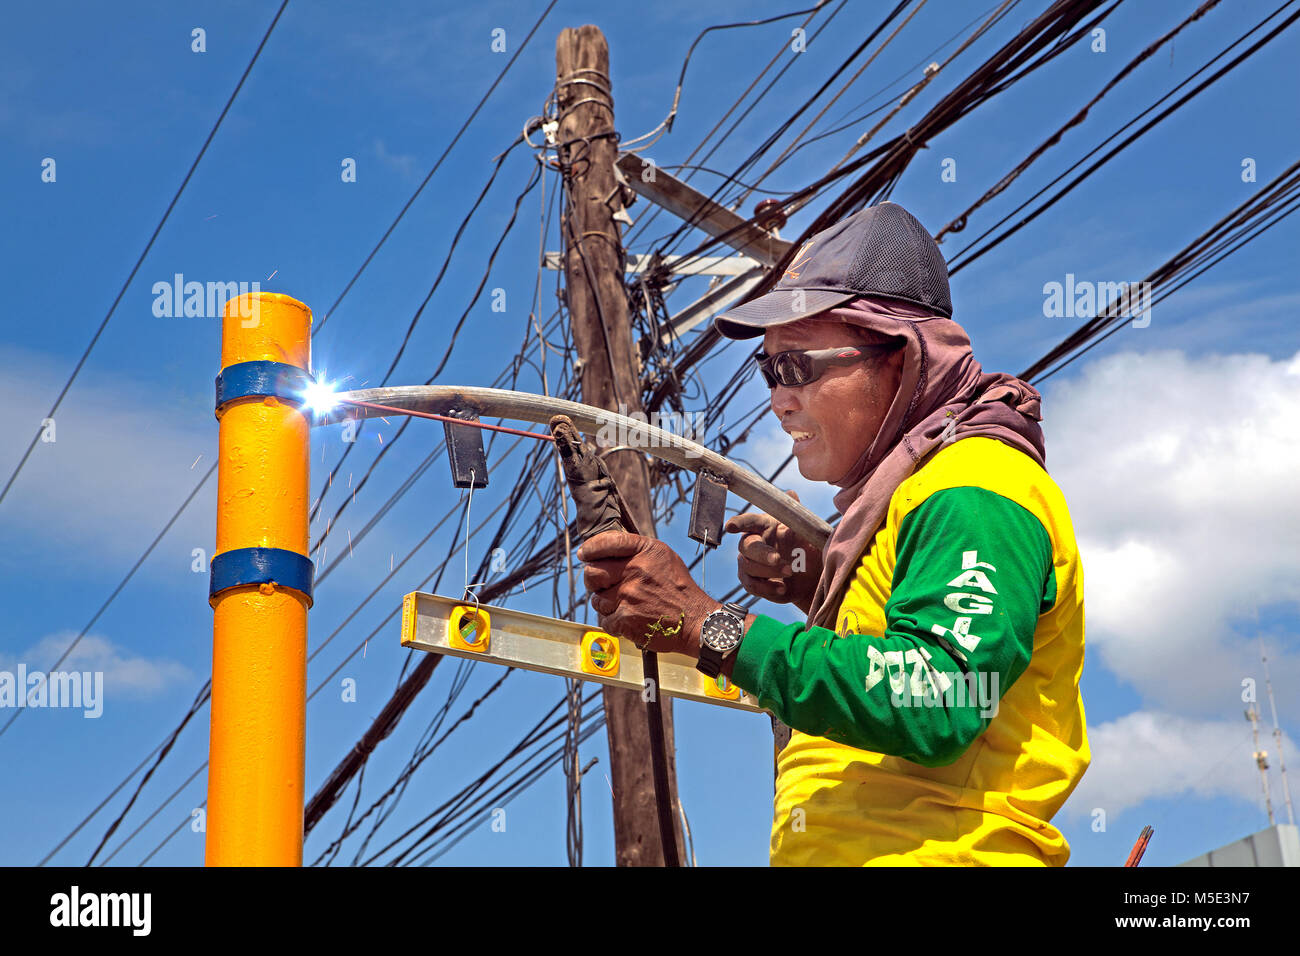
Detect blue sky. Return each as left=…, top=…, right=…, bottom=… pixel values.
left=1, top=0, right=1297, bottom=867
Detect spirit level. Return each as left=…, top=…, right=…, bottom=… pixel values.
left=401, top=592, right=762, bottom=713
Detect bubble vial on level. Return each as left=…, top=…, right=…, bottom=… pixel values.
left=448, top=606, right=491, bottom=653
left=580, top=630, right=620, bottom=676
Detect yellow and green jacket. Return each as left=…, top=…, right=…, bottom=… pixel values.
left=731, top=436, right=1089, bottom=866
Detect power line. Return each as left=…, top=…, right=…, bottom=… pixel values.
left=42, top=306, right=565, bottom=863
left=0, top=460, right=216, bottom=744
left=13, top=1, right=559, bottom=773
left=308, top=150, right=544, bottom=537
left=357, top=688, right=601, bottom=866
left=96, top=762, right=208, bottom=867
left=624, top=0, right=847, bottom=249
left=83, top=681, right=211, bottom=865
left=946, top=0, right=1300, bottom=274
left=651, top=0, right=919, bottom=258
left=410, top=712, right=605, bottom=866
left=309, top=666, right=515, bottom=866
left=813, top=0, right=1018, bottom=187
left=311, top=0, right=560, bottom=338
left=644, top=0, right=1124, bottom=415
left=0, top=0, right=291, bottom=510
left=37, top=740, right=168, bottom=866
left=734, top=0, right=940, bottom=210
left=647, top=0, right=1012, bottom=245
left=1023, top=159, right=1300, bottom=384
left=621, top=0, right=836, bottom=154
left=686, top=0, right=1120, bottom=269
left=934, top=0, right=1226, bottom=246
left=740, top=0, right=1018, bottom=185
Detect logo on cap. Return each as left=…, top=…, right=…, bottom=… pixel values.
left=783, top=239, right=816, bottom=283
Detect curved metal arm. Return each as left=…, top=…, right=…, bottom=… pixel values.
left=322, top=385, right=832, bottom=549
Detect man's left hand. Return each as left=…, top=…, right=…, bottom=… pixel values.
left=577, top=531, right=716, bottom=656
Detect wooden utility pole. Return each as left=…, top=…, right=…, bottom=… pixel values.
left=555, top=24, right=686, bottom=866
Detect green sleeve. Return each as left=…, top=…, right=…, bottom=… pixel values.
left=730, top=486, right=1054, bottom=766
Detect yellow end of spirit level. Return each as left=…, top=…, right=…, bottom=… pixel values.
left=704, top=671, right=742, bottom=701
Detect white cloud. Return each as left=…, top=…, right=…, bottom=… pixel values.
left=0, top=345, right=214, bottom=574
left=1064, top=710, right=1294, bottom=822
left=0, top=345, right=458, bottom=613
left=374, top=139, right=418, bottom=179
left=0, top=631, right=191, bottom=699
left=736, top=344, right=1300, bottom=736
left=1129, top=285, right=1300, bottom=357
left=1045, top=348, right=1300, bottom=711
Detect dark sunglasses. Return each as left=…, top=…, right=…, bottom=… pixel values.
left=755, top=343, right=897, bottom=388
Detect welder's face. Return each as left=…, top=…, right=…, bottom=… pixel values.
left=763, top=319, right=903, bottom=484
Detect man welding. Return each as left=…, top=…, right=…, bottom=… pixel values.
left=578, top=201, right=1089, bottom=866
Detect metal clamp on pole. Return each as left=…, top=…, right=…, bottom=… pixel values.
left=214, top=360, right=312, bottom=412
left=209, top=547, right=314, bottom=608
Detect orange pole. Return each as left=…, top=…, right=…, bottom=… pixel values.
left=207, top=292, right=312, bottom=866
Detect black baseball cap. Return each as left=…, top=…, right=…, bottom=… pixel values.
left=713, top=201, right=951, bottom=339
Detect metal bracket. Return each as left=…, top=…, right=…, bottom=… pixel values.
left=688, top=470, right=728, bottom=549
left=214, top=360, right=311, bottom=414
left=542, top=250, right=758, bottom=278
left=443, top=410, right=489, bottom=489
left=614, top=153, right=792, bottom=266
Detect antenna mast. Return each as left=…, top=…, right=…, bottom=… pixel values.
left=1246, top=701, right=1276, bottom=826
left=1259, top=637, right=1296, bottom=825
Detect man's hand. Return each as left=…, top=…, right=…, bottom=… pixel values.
left=577, top=531, right=716, bottom=656
left=725, top=490, right=823, bottom=615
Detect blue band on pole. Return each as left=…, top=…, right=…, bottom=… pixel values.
left=210, top=547, right=314, bottom=607
left=215, top=360, right=311, bottom=412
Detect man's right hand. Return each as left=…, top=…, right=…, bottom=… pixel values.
left=724, top=491, right=823, bottom=615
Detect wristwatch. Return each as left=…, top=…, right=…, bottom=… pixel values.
left=696, top=602, right=748, bottom=679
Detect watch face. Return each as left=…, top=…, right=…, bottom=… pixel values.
left=703, top=610, right=744, bottom=652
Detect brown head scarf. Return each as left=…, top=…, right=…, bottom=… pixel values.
left=804, top=296, right=1047, bottom=630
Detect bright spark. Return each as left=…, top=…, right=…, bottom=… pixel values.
left=301, top=376, right=339, bottom=417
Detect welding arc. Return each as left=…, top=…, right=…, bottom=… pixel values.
left=547, top=415, right=680, bottom=868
